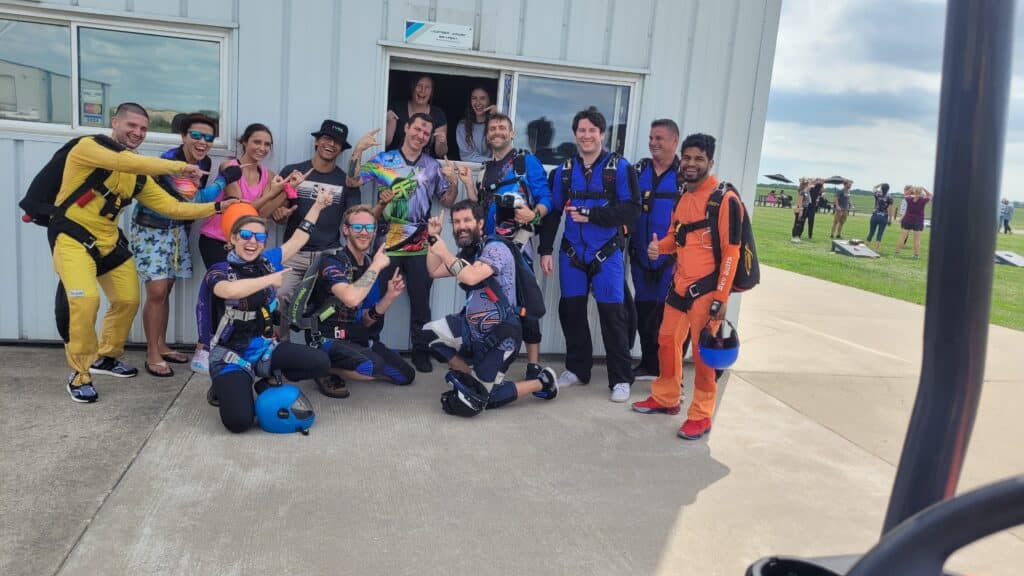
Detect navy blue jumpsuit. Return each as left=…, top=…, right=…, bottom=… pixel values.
left=628, top=157, right=683, bottom=374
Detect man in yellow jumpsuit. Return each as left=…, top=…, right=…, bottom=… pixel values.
left=53, top=102, right=231, bottom=403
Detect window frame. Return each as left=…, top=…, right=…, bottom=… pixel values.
left=380, top=43, right=645, bottom=165
left=0, top=8, right=233, bottom=148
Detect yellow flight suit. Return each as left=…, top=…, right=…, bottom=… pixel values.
left=53, top=137, right=218, bottom=384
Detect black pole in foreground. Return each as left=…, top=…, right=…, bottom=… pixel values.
left=882, top=0, right=1016, bottom=533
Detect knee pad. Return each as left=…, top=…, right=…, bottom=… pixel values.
left=485, top=380, right=518, bottom=410
left=440, top=370, right=488, bottom=417
left=424, top=318, right=460, bottom=362
left=384, top=362, right=415, bottom=385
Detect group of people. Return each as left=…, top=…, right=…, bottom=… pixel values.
left=789, top=177, right=849, bottom=242
left=46, top=99, right=745, bottom=442
left=786, top=178, right=933, bottom=257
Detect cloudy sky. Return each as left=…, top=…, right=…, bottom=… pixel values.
left=759, top=0, right=1024, bottom=200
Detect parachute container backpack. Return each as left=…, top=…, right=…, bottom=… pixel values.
left=698, top=320, right=740, bottom=369
left=255, top=385, right=316, bottom=435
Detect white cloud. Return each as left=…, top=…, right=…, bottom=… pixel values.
left=761, top=118, right=937, bottom=188
left=771, top=0, right=942, bottom=95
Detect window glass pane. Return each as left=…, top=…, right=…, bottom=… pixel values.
left=78, top=28, right=220, bottom=132
left=0, top=19, right=71, bottom=123
left=513, top=75, right=631, bottom=165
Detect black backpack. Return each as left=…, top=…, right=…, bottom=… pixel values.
left=706, top=182, right=760, bottom=293
left=484, top=237, right=546, bottom=321
left=19, top=135, right=137, bottom=228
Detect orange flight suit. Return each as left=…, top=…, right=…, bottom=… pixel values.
left=650, top=174, right=741, bottom=420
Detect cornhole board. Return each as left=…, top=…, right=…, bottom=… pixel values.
left=994, top=251, right=1024, bottom=267
left=832, top=240, right=879, bottom=258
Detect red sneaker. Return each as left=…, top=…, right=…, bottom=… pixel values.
left=678, top=418, right=712, bottom=440
left=631, top=396, right=681, bottom=415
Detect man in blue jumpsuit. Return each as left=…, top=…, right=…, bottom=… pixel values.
left=629, top=119, right=685, bottom=379
left=460, top=112, right=552, bottom=380
left=538, top=107, right=640, bottom=403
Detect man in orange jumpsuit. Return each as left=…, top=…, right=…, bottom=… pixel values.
left=631, top=133, right=741, bottom=440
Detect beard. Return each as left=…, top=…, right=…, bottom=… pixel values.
left=455, top=228, right=481, bottom=248
left=683, top=166, right=709, bottom=183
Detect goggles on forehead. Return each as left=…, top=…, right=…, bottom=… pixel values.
left=237, top=230, right=268, bottom=242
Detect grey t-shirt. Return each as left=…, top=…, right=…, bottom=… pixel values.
left=456, top=119, right=490, bottom=163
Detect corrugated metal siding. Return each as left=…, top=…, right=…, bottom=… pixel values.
left=0, top=0, right=781, bottom=354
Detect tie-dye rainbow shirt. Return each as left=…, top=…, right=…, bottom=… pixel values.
left=360, top=149, right=450, bottom=256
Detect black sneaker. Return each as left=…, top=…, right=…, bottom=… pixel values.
left=66, top=372, right=98, bottom=403
left=525, top=362, right=542, bottom=381
left=89, top=356, right=138, bottom=378
left=412, top=354, right=433, bottom=373
left=206, top=385, right=219, bottom=407
left=531, top=367, right=559, bottom=400
left=631, top=364, right=656, bottom=380
left=315, top=374, right=350, bottom=399
left=254, top=378, right=281, bottom=396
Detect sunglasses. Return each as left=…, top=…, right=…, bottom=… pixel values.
left=347, top=223, right=376, bottom=233
left=188, top=131, right=215, bottom=143
left=237, top=230, right=268, bottom=242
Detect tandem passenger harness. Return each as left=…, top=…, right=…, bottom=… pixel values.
left=559, top=152, right=625, bottom=280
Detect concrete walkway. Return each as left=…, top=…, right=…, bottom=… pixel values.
left=2, top=266, right=1021, bottom=575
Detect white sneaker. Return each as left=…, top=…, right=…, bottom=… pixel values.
left=610, top=382, right=631, bottom=403
left=790, top=237, right=801, bottom=243
left=191, top=349, right=210, bottom=374
left=557, top=370, right=581, bottom=388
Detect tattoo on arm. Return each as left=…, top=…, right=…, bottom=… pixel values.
left=348, top=156, right=360, bottom=177
left=353, top=269, right=378, bottom=288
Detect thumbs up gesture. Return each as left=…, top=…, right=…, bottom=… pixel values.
left=647, top=233, right=661, bottom=261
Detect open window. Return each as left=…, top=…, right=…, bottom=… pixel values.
left=383, top=49, right=639, bottom=166
left=387, top=60, right=499, bottom=162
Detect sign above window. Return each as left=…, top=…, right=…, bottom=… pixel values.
left=404, top=20, right=473, bottom=50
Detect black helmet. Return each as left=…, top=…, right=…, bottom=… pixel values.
left=440, top=370, right=489, bottom=417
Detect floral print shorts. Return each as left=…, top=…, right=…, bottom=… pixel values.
left=129, top=222, right=193, bottom=282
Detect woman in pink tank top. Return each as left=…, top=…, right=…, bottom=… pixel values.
left=198, top=123, right=285, bottom=268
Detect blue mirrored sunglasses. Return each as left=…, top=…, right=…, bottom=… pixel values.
left=237, top=230, right=268, bottom=242
left=347, top=223, right=376, bottom=233
left=188, top=130, right=215, bottom=143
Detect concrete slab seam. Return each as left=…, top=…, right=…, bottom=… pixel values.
left=49, top=377, right=191, bottom=576
left=733, top=371, right=903, bottom=471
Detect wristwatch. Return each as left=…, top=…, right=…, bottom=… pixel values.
left=709, top=300, right=722, bottom=316
left=428, top=235, right=438, bottom=246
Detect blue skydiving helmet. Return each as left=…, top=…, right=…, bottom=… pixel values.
left=698, top=320, right=740, bottom=370
left=255, top=384, right=316, bottom=435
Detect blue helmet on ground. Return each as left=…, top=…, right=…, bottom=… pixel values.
left=698, top=320, right=740, bottom=370
left=255, top=384, right=315, bottom=435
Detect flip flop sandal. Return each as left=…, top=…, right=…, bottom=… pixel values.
left=160, top=351, right=189, bottom=364
left=145, top=361, right=174, bottom=378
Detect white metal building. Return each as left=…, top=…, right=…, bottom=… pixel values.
left=0, top=0, right=781, bottom=354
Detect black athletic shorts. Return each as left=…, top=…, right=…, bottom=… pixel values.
left=901, top=220, right=924, bottom=232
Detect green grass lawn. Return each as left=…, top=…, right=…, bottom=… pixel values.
left=749, top=194, right=1024, bottom=331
